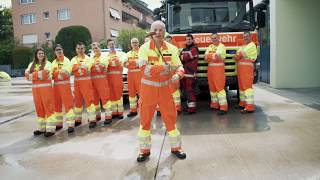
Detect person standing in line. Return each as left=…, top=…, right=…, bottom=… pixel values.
left=124, top=38, right=142, bottom=117
left=90, top=42, right=113, bottom=125
left=106, top=39, right=126, bottom=119
left=180, top=34, right=199, bottom=114
left=235, top=32, right=258, bottom=114
left=70, top=42, right=97, bottom=128
left=25, top=48, right=57, bottom=137
left=204, top=33, right=228, bottom=115
left=51, top=44, right=76, bottom=133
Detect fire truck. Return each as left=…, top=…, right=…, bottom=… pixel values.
left=155, top=0, right=260, bottom=92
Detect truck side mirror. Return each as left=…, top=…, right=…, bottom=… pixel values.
left=153, top=8, right=161, bottom=20
left=257, top=10, right=266, bottom=28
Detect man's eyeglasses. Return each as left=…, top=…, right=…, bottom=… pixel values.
left=55, top=49, right=62, bottom=51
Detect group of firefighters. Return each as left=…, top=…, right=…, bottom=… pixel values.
left=25, top=21, right=257, bottom=162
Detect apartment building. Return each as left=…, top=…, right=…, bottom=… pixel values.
left=11, top=0, right=154, bottom=45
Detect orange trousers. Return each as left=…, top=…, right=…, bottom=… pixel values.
left=74, top=77, right=96, bottom=122
left=107, top=74, right=123, bottom=115
left=92, top=75, right=111, bottom=119
left=237, top=60, right=254, bottom=111
left=139, top=84, right=177, bottom=131
left=53, top=81, right=74, bottom=127
left=108, top=74, right=123, bottom=100
left=32, top=83, right=56, bottom=132
left=207, top=65, right=228, bottom=111
left=128, top=71, right=141, bottom=112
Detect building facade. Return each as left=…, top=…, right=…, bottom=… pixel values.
left=11, top=0, right=154, bottom=45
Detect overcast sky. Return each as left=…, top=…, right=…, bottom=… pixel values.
left=0, top=0, right=11, bottom=8
left=143, top=0, right=162, bottom=11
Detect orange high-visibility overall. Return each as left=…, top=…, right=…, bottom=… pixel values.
left=236, top=42, right=257, bottom=111
left=106, top=51, right=124, bottom=116
left=137, top=40, right=185, bottom=154
left=52, top=56, right=75, bottom=128
left=25, top=62, right=56, bottom=133
left=205, top=43, right=228, bottom=112
left=91, top=54, right=112, bottom=120
left=70, top=55, right=96, bottom=123
left=125, top=49, right=141, bottom=113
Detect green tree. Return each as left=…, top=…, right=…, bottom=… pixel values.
left=55, top=26, right=92, bottom=59
left=116, top=28, right=147, bottom=52
left=0, top=8, right=13, bottom=41
left=99, top=39, right=108, bottom=49
left=0, top=8, right=14, bottom=66
left=12, top=46, right=33, bottom=69
left=41, top=41, right=55, bottom=61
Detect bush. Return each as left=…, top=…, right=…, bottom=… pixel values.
left=0, top=38, right=16, bottom=65
left=55, top=26, right=92, bottom=59
left=42, top=41, right=55, bottom=61
left=116, top=28, right=147, bottom=52
left=12, top=46, right=33, bottom=69
left=99, top=39, right=108, bottom=49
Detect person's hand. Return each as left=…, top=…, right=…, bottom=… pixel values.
left=94, top=64, right=101, bottom=72
left=150, top=65, right=165, bottom=76
left=171, top=74, right=180, bottom=82
left=138, top=59, right=147, bottom=67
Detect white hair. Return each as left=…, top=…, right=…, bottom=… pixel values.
left=131, top=38, right=139, bottom=43
left=150, top=20, right=166, bottom=33
left=91, top=42, right=100, bottom=48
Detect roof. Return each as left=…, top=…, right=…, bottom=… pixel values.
left=125, top=0, right=153, bottom=14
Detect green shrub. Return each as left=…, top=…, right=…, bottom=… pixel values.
left=55, top=26, right=92, bottom=59
left=12, top=46, right=33, bottom=69
left=116, top=28, right=147, bottom=52
left=0, top=39, right=16, bottom=65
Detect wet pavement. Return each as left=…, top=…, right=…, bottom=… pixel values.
left=0, top=78, right=320, bottom=180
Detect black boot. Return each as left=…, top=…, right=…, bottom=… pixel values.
left=171, top=150, right=186, bottom=159
left=89, top=122, right=96, bottom=129
left=112, top=114, right=119, bottom=119
left=104, top=119, right=112, bottom=125
left=217, top=110, right=227, bottom=116
left=75, top=121, right=82, bottom=127
left=67, top=127, right=75, bottom=133
left=118, top=115, right=124, bottom=119
left=96, top=115, right=101, bottom=121
left=56, top=126, right=63, bottom=131
left=44, top=132, right=55, bottom=137
left=137, top=152, right=150, bottom=162
left=240, top=109, right=254, bottom=114
left=127, top=112, right=137, bottom=117
left=157, top=111, right=161, bottom=116
left=33, top=130, right=44, bottom=136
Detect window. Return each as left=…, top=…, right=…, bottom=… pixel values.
left=43, top=11, right=49, bottom=20
left=109, top=8, right=120, bottom=20
left=20, top=0, right=35, bottom=4
left=21, top=14, right=36, bottom=24
left=110, top=29, right=119, bottom=37
left=44, top=32, right=50, bottom=39
left=57, top=9, right=70, bottom=21
left=22, top=34, right=38, bottom=44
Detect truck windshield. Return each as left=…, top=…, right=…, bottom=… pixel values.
left=168, top=0, right=254, bottom=33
